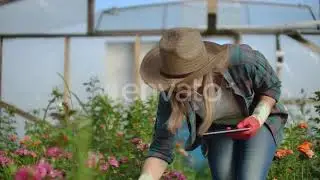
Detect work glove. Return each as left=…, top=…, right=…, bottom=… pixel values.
left=226, top=116, right=261, bottom=140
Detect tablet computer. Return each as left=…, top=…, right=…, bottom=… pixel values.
left=203, top=127, right=250, bottom=136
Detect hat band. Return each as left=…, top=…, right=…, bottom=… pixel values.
left=160, top=70, right=193, bottom=79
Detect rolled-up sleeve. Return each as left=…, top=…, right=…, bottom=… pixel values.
left=146, top=92, right=176, bottom=164
left=249, top=50, right=282, bottom=102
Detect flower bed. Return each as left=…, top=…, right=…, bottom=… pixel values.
left=0, top=78, right=319, bottom=179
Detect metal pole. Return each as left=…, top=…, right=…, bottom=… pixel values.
left=275, top=34, right=284, bottom=79
left=287, top=32, right=320, bottom=54
left=87, top=0, right=95, bottom=34
left=207, top=0, right=217, bottom=32
left=0, top=37, right=2, bottom=114
left=234, top=33, right=241, bottom=44
left=63, top=37, right=70, bottom=104
left=63, top=37, right=70, bottom=124
left=0, top=100, right=42, bottom=123
left=0, top=29, right=239, bottom=38
left=134, top=35, right=141, bottom=98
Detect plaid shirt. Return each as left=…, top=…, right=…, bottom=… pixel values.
left=146, top=44, right=289, bottom=165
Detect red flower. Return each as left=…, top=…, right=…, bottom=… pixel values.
left=298, top=122, right=308, bottom=129
left=274, top=149, right=294, bottom=159
left=63, top=134, right=68, bottom=142
left=100, top=124, right=106, bottom=129
left=298, top=141, right=314, bottom=158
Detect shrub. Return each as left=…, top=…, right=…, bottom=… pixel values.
left=0, top=78, right=319, bottom=179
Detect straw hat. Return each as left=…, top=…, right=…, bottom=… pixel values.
left=139, top=28, right=230, bottom=91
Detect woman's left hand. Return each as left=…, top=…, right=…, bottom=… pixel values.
left=226, top=116, right=261, bottom=140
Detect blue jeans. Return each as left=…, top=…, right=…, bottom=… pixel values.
left=204, top=124, right=276, bottom=180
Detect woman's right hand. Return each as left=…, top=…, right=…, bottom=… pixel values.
left=139, top=157, right=168, bottom=180
left=138, top=173, right=154, bottom=180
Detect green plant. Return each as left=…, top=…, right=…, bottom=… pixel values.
left=0, top=108, right=18, bottom=151
left=2, top=77, right=320, bottom=180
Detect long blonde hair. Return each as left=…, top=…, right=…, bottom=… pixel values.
left=167, top=71, right=217, bottom=136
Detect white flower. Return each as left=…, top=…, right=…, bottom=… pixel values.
left=94, top=106, right=102, bottom=112
left=122, top=113, right=128, bottom=119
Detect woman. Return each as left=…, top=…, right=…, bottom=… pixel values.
left=138, top=28, right=288, bottom=180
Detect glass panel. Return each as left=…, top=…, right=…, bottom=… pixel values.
left=0, top=0, right=87, bottom=34
left=217, top=1, right=317, bottom=29
left=96, top=1, right=207, bottom=31
left=97, top=0, right=318, bottom=31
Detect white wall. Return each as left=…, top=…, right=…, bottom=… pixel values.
left=3, top=38, right=65, bottom=137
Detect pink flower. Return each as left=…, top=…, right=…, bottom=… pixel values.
left=100, top=163, right=109, bottom=172
left=15, top=149, right=29, bottom=156
left=36, top=166, right=48, bottom=178
left=15, top=149, right=37, bottom=158
left=15, top=167, right=31, bottom=180
left=108, top=156, right=119, bottom=168
left=9, top=134, right=18, bottom=142
left=86, top=158, right=97, bottom=168
left=131, top=138, right=142, bottom=145
left=63, top=152, right=73, bottom=159
left=15, top=167, right=40, bottom=180
left=137, top=143, right=149, bottom=151
left=19, top=136, right=31, bottom=145
left=305, top=150, right=315, bottom=158
left=86, top=152, right=99, bottom=168
left=48, top=169, right=63, bottom=178
left=15, top=161, right=61, bottom=180
left=116, top=131, right=124, bottom=137
left=46, top=147, right=64, bottom=158
left=36, top=160, right=52, bottom=178
left=0, top=150, right=5, bottom=156
left=119, top=156, right=129, bottom=164
left=0, top=154, right=13, bottom=167
left=163, top=171, right=186, bottom=180
left=30, top=152, right=37, bottom=158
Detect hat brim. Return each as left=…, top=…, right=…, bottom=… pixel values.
left=139, top=41, right=230, bottom=91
